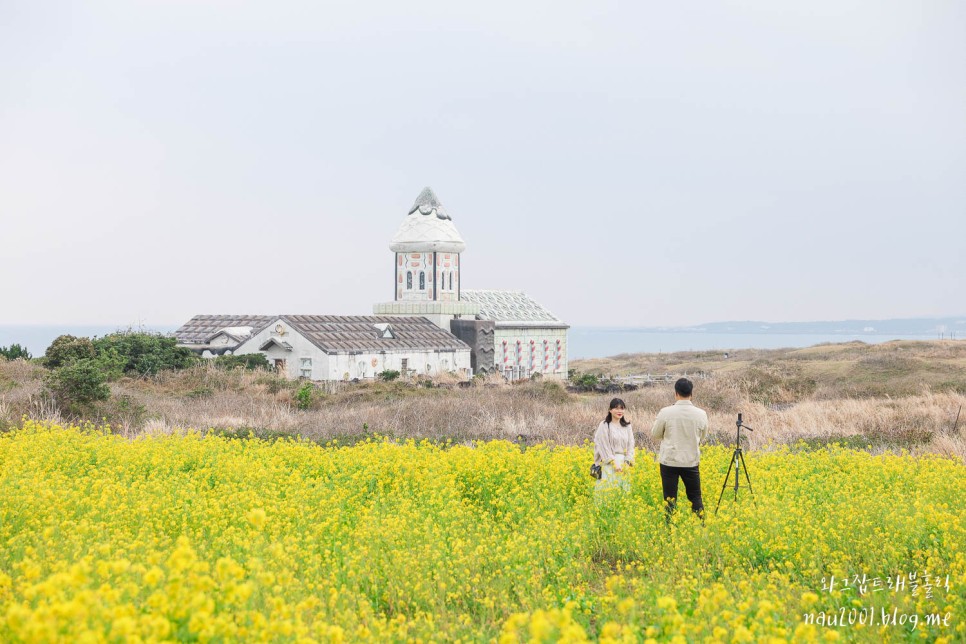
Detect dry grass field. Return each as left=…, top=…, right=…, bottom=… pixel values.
left=1, top=340, right=965, bottom=459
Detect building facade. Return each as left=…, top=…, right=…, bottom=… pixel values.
left=175, top=187, right=567, bottom=381
left=461, top=290, right=568, bottom=380
left=176, top=315, right=471, bottom=380
left=375, top=188, right=569, bottom=380
left=374, top=187, right=481, bottom=328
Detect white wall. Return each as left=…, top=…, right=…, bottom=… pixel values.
left=235, top=319, right=329, bottom=380
left=235, top=318, right=472, bottom=381
left=493, top=327, right=568, bottom=379
left=396, top=252, right=461, bottom=303
left=326, top=349, right=470, bottom=380
left=397, top=252, right=433, bottom=301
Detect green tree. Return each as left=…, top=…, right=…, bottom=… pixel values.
left=92, top=332, right=197, bottom=378
left=44, top=335, right=96, bottom=369
left=0, top=344, right=32, bottom=360
left=44, top=358, right=110, bottom=414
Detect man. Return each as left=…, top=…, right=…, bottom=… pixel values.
left=651, top=377, right=709, bottom=522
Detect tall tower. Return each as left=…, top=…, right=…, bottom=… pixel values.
left=374, top=188, right=480, bottom=329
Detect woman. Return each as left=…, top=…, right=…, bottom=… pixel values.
left=594, top=398, right=636, bottom=494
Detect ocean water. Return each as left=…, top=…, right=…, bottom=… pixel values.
left=567, top=327, right=945, bottom=360
left=0, top=324, right=950, bottom=361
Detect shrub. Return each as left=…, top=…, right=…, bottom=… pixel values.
left=379, top=369, right=401, bottom=382
left=44, top=335, right=96, bottom=369
left=100, top=394, right=149, bottom=432
left=44, top=359, right=110, bottom=414
left=569, top=372, right=599, bottom=391
left=92, top=332, right=197, bottom=378
left=735, top=364, right=817, bottom=405
left=212, top=353, right=271, bottom=371
left=295, top=382, right=316, bottom=410
left=516, top=379, right=570, bottom=404
left=0, top=344, right=32, bottom=361
left=255, top=375, right=294, bottom=395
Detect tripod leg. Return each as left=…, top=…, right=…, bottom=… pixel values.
left=733, top=450, right=740, bottom=502
left=714, top=451, right=737, bottom=514
left=737, top=449, right=756, bottom=506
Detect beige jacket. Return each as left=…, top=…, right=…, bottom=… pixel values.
left=650, top=400, right=709, bottom=467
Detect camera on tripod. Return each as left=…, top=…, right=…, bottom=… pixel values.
left=714, top=412, right=757, bottom=514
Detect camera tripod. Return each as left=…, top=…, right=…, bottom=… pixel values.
left=714, top=413, right=757, bottom=514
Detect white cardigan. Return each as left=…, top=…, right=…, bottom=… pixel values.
left=593, top=420, right=635, bottom=466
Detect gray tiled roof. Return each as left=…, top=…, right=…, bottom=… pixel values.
left=174, top=315, right=276, bottom=345
left=282, top=315, right=469, bottom=353
left=461, top=290, right=568, bottom=328
left=176, top=314, right=470, bottom=354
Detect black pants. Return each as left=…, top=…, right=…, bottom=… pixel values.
left=660, top=464, right=704, bottom=521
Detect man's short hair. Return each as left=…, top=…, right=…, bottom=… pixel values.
left=675, top=378, right=693, bottom=398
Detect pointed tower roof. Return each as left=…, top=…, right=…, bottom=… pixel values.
left=409, top=187, right=450, bottom=220
left=390, top=187, right=467, bottom=253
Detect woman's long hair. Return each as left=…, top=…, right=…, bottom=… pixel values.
left=604, top=398, right=630, bottom=426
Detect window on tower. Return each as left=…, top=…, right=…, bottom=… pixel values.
left=419, top=272, right=425, bottom=290
left=406, top=272, right=413, bottom=289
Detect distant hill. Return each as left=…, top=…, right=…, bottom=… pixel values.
left=656, top=316, right=966, bottom=336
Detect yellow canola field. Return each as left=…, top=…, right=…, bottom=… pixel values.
left=0, top=421, right=963, bottom=643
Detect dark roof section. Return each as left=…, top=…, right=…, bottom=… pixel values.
left=174, top=315, right=276, bottom=345
left=259, top=338, right=293, bottom=351
left=281, top=315, right=469, bottom=354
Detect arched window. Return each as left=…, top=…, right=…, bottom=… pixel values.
left=449, top=271, right=454, bottom=290
left=406, top=272, right=413, bottom=289
left=419, top=271, right=425, bottom=290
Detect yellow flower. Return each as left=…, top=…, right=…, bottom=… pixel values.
left=143, top=566, right=165, bottom=586
left=657, top=596, right=678, bottom=611
left=246, top=507, right=268, bottom=529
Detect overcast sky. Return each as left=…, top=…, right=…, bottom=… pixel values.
left=2, top=1, right=963, bottom=328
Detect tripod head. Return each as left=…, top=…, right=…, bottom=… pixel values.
left=732, top=413, right=754, bottom=453
left=736, top=413, right=754, bottom=432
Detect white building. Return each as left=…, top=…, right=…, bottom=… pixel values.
left=375, top=188, right=569, bottom=380
left=175, top=314, right=471, bottom=380
left=461, top=290, right=568, bottom=380
left=175, top=187, right=568, bottom=381
left=373, top=187, right=481, bottom=328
